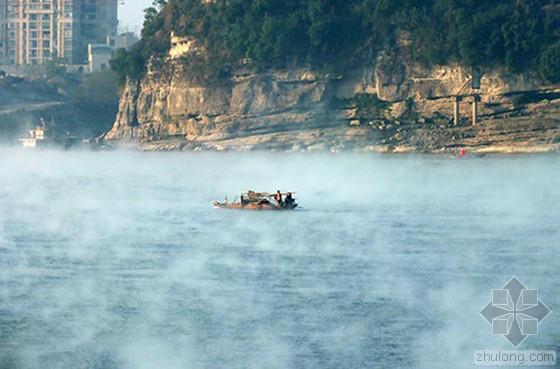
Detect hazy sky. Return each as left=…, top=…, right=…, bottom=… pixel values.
left=119, top=0, right=154, bottom=33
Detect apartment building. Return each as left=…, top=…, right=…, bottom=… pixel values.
left=0, top=0, right=118, bottom=65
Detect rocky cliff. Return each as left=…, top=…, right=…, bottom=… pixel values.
left=105, top=44, right=560, bottom=153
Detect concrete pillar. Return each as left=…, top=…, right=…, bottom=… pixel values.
left=453, top=96, right=462, bottom=126
left=472, top=95, right=481, bottom=126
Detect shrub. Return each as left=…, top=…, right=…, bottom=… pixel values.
left=539, top=44, right=560, bottom=83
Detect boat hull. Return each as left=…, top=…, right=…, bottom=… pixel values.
left=213, top=202, right=298, bottom=211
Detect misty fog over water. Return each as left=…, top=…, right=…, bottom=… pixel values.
left=0, top=150, right=558, bottom=369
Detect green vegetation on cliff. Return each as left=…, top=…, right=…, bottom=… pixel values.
left=111, top=0, right=560, bottom=83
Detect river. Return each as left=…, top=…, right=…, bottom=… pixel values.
left=0, top=150, right=558, bottom=369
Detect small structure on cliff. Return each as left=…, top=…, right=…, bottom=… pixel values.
left=169, top=32, right=204, bottom=59
left=452, top=70, right=483, bottom=126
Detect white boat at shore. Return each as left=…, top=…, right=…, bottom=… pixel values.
left=18, top=119, right=80, bottom=149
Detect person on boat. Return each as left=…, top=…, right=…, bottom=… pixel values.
left=274, top=190, right=283, bottom=207
left=284, top=192, right=294, bottom=208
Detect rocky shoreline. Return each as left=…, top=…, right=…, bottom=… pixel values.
left=111, top=117, right=560, bottom=155
left=107, top=98, right=560, bottom=154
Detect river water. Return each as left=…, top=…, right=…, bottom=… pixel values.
left=0, top=150, right=558, bottom=369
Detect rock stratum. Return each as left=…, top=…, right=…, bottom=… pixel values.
left=105, top=45, right=560, bottom=154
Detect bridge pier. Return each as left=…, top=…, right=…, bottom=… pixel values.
left=472, top=95, right=481, bottom=126
left=453, top=96, right=462, bottom=126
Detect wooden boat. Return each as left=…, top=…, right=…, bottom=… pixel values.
left=213, top=191, right=298, bottom=211
left=213, top=201, right=298, bottom=211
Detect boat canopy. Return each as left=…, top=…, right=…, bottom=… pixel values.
left=245, top=190, right=295, bottom=200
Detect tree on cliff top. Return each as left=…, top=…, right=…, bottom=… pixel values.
left=539, top=43, right=560, bottom=83
left=111, top=0, right=560, bottom=84
left=110, top=48, right=145, bottom=84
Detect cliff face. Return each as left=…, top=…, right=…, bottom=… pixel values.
left=106, top=62, right=342, bottom=150
left=105, top=46, right=560, bottom=153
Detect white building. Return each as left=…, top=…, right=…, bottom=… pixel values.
left=87, top=42, right=111, bottom=72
